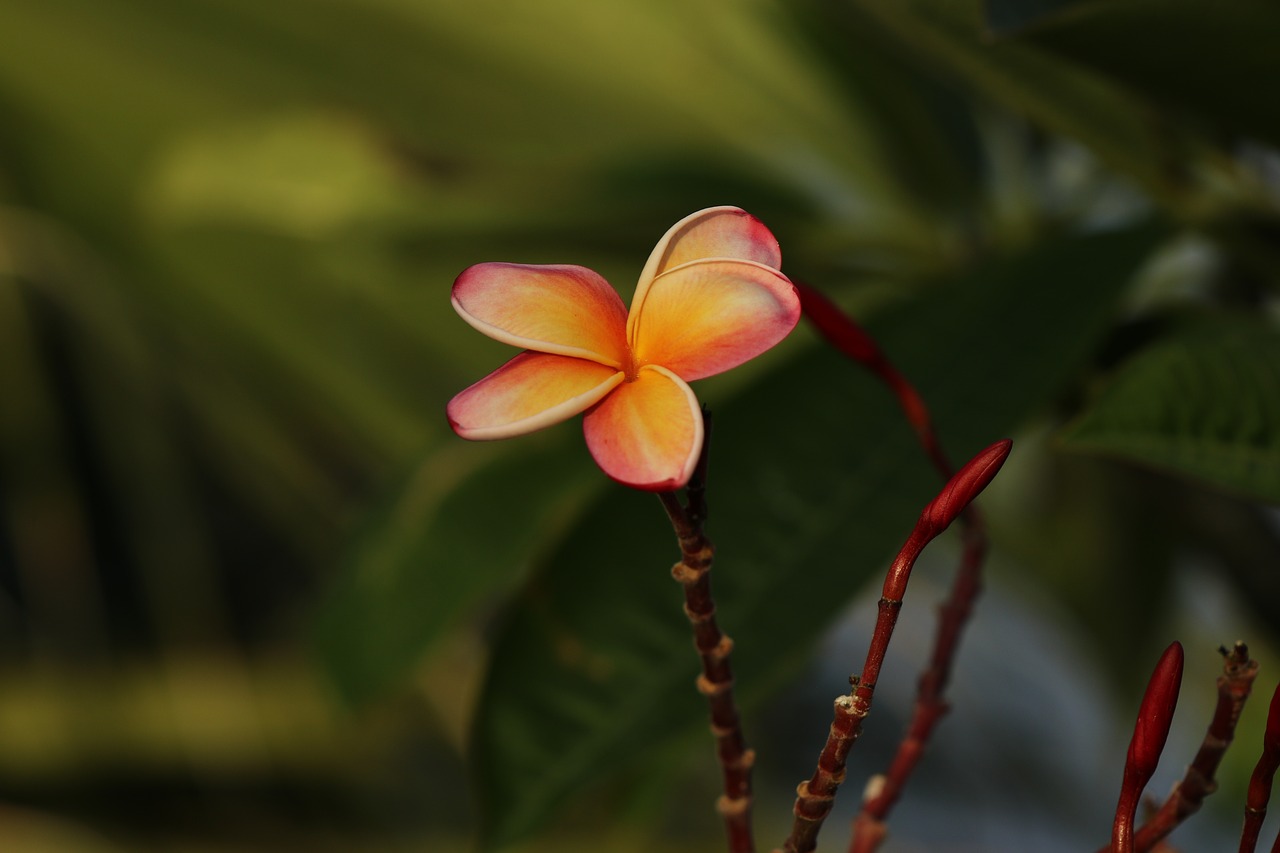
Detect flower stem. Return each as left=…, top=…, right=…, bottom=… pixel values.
left=850, top=512, right=987, bottom=853
left=1239, top=679, right=1280, bottom=853
left=657, top=414, right=755, bottom=853
left=796, top=281, right=1000, bottom=853
left=1136, top=642, right=1256, bottom=850
left=1090, top=643, right=1259, bottom=853
left=1111, top=642, right=1184, bottom=853
left=777, top=441, right=1011, bottom=853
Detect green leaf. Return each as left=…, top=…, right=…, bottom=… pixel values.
left=1059, top=313, right=1280, bottom=504
left=984, top=0, right=1080, bottom=34
left=850, top=0, right=1213, bottom=207
left=313, top=433, right=606, bottom=704
left=788, top=1, right=988, bottom=222
left=471, top=223, right=1166, bottom=848
left=1010, top=0, right=1280, bottom=148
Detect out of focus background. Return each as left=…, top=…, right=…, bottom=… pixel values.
left=1, top=1, right=1278, bottom=851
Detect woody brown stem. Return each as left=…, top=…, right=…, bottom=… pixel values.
left=657, top=416, right=755, bottom=853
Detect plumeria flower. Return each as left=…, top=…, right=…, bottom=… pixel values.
left=447, top=206, right=801, bottom=491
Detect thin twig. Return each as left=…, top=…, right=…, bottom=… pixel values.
left=793, top=281, right=946, bottom=474
left=793, top=281, right=997, bottom=853
left=776, top=440, right=1012, bottom=853
left=657, top=412, right=755, bottom=853
left=850, top=514, right=987, bottom=853
left=1093, top=643, right=1260, bottom=853
left=1239, top=679, right=1280, bottom=853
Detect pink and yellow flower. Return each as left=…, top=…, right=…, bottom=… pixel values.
left=447, top=206, right=801, bottom=491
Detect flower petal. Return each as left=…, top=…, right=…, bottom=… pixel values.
left=583, top=364, right=702, bottom=491
left=452, top=263, right=630, bottom=367
left=640, top=205, right=783, bottom=278
left=448, top=351, right=624, bottom=440
left=629, top=207, right=782, bottom=343
left=630, top=258, right=800, bottom=381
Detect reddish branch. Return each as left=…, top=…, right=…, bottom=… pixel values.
left=1239, top=679, right=1280, bottom=853
left=1091, top=643, right=1260, bottom=853
left=1111, top=642, right=1185, bottom=853
left=795, top=282, right=947, bottom=473
left=849, top=514, right=988, bottom=853
left=1135, top=642, right=1257, bottom=850
left=658, top=415, right=755, bottom=853
left=776, top=440, right=1012, bottom=853
left=795, top=282, right=997, bottom=852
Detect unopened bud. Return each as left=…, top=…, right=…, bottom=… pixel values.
left=1128, top=641, right=1184, bottom=782
left=924, top=439, right=1013, bottom=532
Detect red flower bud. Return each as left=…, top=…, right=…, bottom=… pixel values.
left=1113, top=641, right=1183, bottom=853
left=1129, top=642, right=1184, bottom=779
left=924, top=439, right=1013, bottom=533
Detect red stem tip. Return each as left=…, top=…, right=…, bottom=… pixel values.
left=1129, top=641, right=1185, bottom=780
left=923, top=439, right=1013, bottom=534
left=795, top=280, right=881, bottom=363
left=1113, top=642, right=1183, bottom=853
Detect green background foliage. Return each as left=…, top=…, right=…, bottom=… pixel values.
left=0, top=0, right=1277, bottom=850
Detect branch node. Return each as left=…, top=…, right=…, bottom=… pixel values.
left=655, top=429, right=754, bottom=853
left=717, top=793, right=752, bottom=817
left=696, top=672, right=733, bottom=697
left=710, top=635, right=735, bottom=662
left=672, top=560, right=708, bottom=585
left=682, top=601, right=716, bottom=624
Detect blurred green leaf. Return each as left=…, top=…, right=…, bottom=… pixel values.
left=314, top=435, right=606, bottom=704
left=0, top=0, right=952, bottom=542
left=1010, top=0, right=1280, bottom=148
left=851, top=0, right=1212, bottom=207
left=1059, top=313, right=1280, bottom=503
left=983, top=0, right=1079, bottom=34
left=987, top=447, right=1180, bottom=679
left=787, top=2, right=988, bottom=223
left=471, top=223, right=1166, bottom=847
left=0, top=263, right=110, bottom=654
